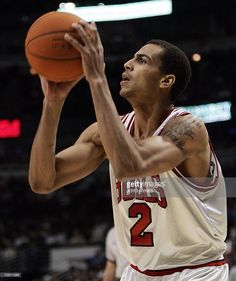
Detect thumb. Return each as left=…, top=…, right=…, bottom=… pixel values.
left=30, top=68, right=37, bottom=75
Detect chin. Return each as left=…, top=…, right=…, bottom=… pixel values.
left=119, top=88, right=132, bottom=99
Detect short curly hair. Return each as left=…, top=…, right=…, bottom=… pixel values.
left=147, top=39, right=191, bottom=102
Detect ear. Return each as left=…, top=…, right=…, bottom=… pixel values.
left=160, top=74, right=176, bottom=89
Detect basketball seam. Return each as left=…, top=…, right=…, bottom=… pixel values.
left=26, top=30, right=74, bottom=45
left=26, top=49, right=81, bottom=61
left=24, top=12, right=83, bottom=81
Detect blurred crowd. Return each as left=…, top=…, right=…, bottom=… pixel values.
left=0, top=165, right=113, bottom=280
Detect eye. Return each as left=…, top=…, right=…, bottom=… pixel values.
left=137, top=56, right=146, bottom=64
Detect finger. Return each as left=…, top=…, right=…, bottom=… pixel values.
left=73, top=21, right=98, bottom=45
left=89, top=22, right=99, bottom=43
left=30, top=68, right=37, bottom=75
left=97, top=35, right=104, bottom=54
left=91, top=22, right=97, bottom=29
left=39, top=74, right=45, bottom=80
left=92, top=22, right=102, bottom=46
left=79, top=21, right=100, bottom=46
left=74, top=20, right=93, bottom=38
left=71, top=23, right=91, bottom=47
left=78, top=19, right=91, bottom=29
left=38, top=74, right=46, bottom=85
left=78, top=19, right=96, bottom=37
left=64, top=33, right=84, bottom=52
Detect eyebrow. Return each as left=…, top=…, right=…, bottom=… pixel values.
left=134, top=53, right=152, bottom=62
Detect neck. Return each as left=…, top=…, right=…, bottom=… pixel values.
left=132, top=101, right=174, bottom=139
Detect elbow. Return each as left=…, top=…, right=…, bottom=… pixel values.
left=28, top=176, right=55, bottom=195
left=29, top=182, right=53, bottom=194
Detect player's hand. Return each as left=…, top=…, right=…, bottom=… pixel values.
left=39, top=74, right=84, bottom=102
left=64, top=20, right=105, bottom=82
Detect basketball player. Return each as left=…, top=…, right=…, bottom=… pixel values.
left=29, top=20, right=229, bottom=280
left=103, top=226, right=129, bottom=281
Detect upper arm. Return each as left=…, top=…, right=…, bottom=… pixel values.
left=52, top=122, right=106, bottom=190
left=118, top=115, right=208, bottom=179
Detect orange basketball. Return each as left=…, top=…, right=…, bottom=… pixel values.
left=25, top=11, right=83, bottom=82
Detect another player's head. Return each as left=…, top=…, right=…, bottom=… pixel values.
left=147, top=39, right=191, bottom=102
left=120, top=39, right=191, bottom=104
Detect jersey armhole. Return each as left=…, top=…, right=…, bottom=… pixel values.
left=172, top=141, right=220, bottom=192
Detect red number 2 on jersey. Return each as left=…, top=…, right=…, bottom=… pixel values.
left=129, top=203, right=154, bottom=247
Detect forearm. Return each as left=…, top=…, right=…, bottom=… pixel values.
left=103, top=271, right=115, bottom=281
left=29, top=99, right=64, bottom=193
left=65, top=21, right=142, bottom=177
left=103, top=261, right=116, bottom=281
left=89, top=77, right=141, bottom=178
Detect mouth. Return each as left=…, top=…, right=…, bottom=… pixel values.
left=120, top=73, right=130, bottom=86
left=122, top=73, right=130, bottom=81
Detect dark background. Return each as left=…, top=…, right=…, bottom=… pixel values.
left=0, top=0, right=236, bottom=172
left=0, top=1, right=236, bottom=280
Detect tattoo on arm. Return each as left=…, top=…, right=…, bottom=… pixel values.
left=162, top=118, right=203, bottom=151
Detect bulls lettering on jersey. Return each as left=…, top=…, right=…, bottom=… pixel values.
left=116, top=176, right=167, bottom=207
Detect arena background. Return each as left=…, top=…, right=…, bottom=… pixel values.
left=0, top=0, right=236, bottom=280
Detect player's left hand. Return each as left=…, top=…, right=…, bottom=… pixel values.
left=39, top=74, right=83, bottom=102
left=64, top=20, right=105, bottom=82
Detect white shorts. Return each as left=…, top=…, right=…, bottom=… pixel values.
left=121, top=263, right=229, bottom=281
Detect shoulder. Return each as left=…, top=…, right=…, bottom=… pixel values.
left=161, top=114, right=209, bottom=156
left=163, top=114, right=207, bottom=138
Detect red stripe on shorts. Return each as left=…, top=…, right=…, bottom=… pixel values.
left=131, top=260, right=226, bottom=277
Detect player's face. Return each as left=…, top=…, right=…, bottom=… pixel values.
left=120, top=44, right=164, bottom=100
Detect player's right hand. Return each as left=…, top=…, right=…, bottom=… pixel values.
left=39, top=74, right=84, bottom=102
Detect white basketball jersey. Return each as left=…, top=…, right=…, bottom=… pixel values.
left=109, top=108, right=227, bottom=272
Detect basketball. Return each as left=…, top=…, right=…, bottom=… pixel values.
left=25, top=11, right=83, bottom=82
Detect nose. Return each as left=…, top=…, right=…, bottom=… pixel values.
left=124, top=58, right=133, bottom=70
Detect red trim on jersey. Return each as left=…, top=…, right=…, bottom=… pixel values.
left=127, top=113, right=135, bottom=133
left=130, top=120, right=135, bottom=137
left=154, top=109, right=190, bottom=137
left=123, top=108, right=189, bottom=138
left=131, top=259, right=226, bottom=277
left=121, top=114, right=129, bottom=123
